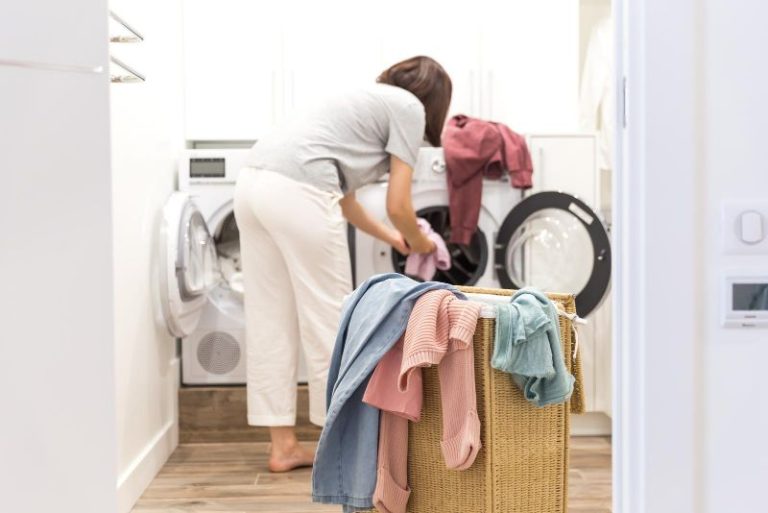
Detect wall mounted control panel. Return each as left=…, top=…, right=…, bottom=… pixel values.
left=723, top=276, right=768, bottom=328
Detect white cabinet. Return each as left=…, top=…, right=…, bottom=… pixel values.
left=1, top=0, right=118, bottom=508
left=183, top=0, right=281, bottom=140
left=377, top=1, right=581, bottom=129
left=282, top=4, right=384, bottom=118
left=183, top=1, right=385, bottom=139
left=527, top=134, right=599, bottom=205
left=378, top=2, right=482, bottom=119
left=0, top=1, right=108, bottom=69
left=182, top=1, right=582, bottom=140
left=480, top=0, right=580, bottom=132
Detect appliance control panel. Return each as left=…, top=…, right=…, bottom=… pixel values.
left=178, top=149, right=249, bottom=190
left=723, top=275, right=768, bottom=328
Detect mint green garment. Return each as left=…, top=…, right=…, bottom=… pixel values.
left=491, top=288, right=575, bottom=407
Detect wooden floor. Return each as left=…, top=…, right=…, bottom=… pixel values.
left=179, top=387, right=321, bottom=444
left=132, top=437, right=611, bottom=513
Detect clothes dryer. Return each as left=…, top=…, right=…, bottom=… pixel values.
left=160, top=149, right=308, bottom=385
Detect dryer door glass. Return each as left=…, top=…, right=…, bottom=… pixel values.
left=178, top=207, right=218, bottom=299
left=505, top=208, right=594, bottom=294
left=391, top=206, right=488, bottom=286
left=495, top=192, right=611, bottom=317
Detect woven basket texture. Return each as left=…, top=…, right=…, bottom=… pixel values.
left=357, top=286, right=583, bottom=513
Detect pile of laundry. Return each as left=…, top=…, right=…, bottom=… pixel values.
left=312, top=273, right=575, bottom=513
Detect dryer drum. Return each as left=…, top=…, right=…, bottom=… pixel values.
left=391, top=206, right=488, bottom=286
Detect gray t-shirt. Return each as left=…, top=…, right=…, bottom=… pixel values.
left=245, top=83, right=426, bottom=194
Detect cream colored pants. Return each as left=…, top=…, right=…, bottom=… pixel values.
left=234, top=168, right=352, bottom=426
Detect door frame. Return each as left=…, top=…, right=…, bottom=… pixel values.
left=613, top=0, right=702, bottom=511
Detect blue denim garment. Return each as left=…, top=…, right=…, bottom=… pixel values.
left=491, top=287, right=575, bottom=407
left=312, top=273, right=459, bottom=510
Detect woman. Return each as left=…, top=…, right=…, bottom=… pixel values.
left=234, top=56, right=452, bottom=472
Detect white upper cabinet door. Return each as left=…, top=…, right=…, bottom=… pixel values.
left=280, top=1, right=384, bottom=119
left=0, top=0, right=108, bottom=69
left=527, top=134, right=598, bottom=206
left=480, top=0, right=580, bottom=133
left=183, top=0, right=280, bottom=141
left=378, top=0, right=483, bottom=120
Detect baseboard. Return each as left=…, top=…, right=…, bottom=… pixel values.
left=571, top=411, right=613, bottom=436
left=117, top=358, right=180, bottom=513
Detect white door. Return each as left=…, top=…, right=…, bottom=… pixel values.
left=183, top=0, right=280, bottom=140
left=479, top=0, right=580, bottom=132
left=160, top=192, right=220, bottom=338
left=378, top=0, right=483, bottom=119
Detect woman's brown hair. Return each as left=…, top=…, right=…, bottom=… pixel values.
left=377, top=56, right=452, bottom=147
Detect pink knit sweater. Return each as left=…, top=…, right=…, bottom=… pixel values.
left=363, top=290, right=483, bottom=513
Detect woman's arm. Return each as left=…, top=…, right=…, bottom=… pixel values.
left=340, top=192, right=410, bottom=255
left=386, top=155, right=436, bottom=254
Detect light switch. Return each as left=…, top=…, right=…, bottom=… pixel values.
left=723, top=201, right=768, bottom=254
left=740, top=211, right=764, bottom=244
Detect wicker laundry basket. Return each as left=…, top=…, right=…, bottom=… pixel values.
left=359, top=286, right=584, bottom=513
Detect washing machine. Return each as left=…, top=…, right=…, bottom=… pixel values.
left=354, top=146, right=524, bottom=288
left=354, top=145, right=612, bottom=319
left=159, top=149, right=307, bottom=385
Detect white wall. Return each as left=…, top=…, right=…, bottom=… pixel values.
left=0, top=1, right=118, bottom=512
left=703, top=1, right=768, bottom=511
left=109, top=0, right=185, bottom=511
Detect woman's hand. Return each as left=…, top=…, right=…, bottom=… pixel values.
left=388, top=229, right=411, bottom=256
left=408, top=234, right=437, bottom=254
left=386, top=155, right=434, bottom=251
left=340, top=193, right=412, bottom=255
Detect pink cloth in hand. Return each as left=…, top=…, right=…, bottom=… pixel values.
left=404, top=218, right=451, bottom=281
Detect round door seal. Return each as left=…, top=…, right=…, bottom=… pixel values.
left=495, top=191, right=611, bottom=317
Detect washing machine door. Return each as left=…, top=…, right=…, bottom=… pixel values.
left=494, top=191, right=611, bottom=317
left=160, top=192, right=220, bottom=337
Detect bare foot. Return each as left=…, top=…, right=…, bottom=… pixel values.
left=268, top=442, right=316, bottom=473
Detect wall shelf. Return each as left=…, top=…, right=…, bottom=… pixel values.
left=108, top=11, right=145, bottom=83
left=110, top=56, right=145, bottom=83
left=109, top=11, right=144, bottom=43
